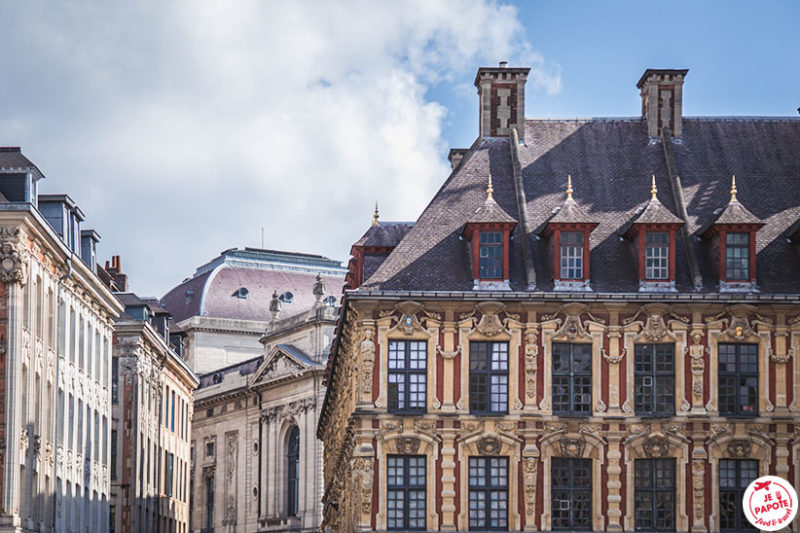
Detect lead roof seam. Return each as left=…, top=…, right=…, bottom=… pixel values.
left=509, top=127, right=536, bottom=289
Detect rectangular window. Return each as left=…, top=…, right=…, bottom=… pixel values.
left=387, top=340, right=427, bottom=413
left=171, top=390, right=176, bottom=432
left=387, top=455, right=426, bottom=531
left=552, top=343, right=592, bottom=415
left=560, top=231, right=584, bottom=279
left=111, top=430, right=117, bottom=480
left=111, top=358, right=118, bottom=403
left=634, top=344, right=674, bottom=416
left=645, top=232, right=669, bottom=279
left=166, top=453, right=174, bottom=497
left=719, top=459, right=758, bottom=531
left=468, top=457, right=508, bottom=531
left=469, top=341, right=508, bottom=414
left=479, top=231, right=503, bottom=279
left=206, top=441, right=215, bottom=457
left=635, top=458, right=676, bottom=531
left=718, top=344, right=758, bottom=416
left=725, top=232, right=750, bottom=280
left=205, top=475, right=214, bottom=530
left=551, top=457, right=592, bottom=530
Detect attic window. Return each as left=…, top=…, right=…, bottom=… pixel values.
left=324, top=295, right=337, bottom=307
left=212, top=372, right=222, bottom=384
left=279, top=291, right=294, bottom=304
left=233, top=287, right=248, bottom=299
left=185, top=290, right=194, bottom=303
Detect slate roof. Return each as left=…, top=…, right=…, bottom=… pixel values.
left=466, top=193, right=517, bottom=225
left=361, top=117, right=800, bottom=294
left=0, top=147, right=41, bottom=173
left=353, top=221, right=414, bottom=248
left=161, top=248, right=347, bottom=323
left=276, top=344, right=319, bottom=367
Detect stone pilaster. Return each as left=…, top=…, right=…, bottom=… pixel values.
left=440, top=321, right=458, bottom=413
left=606, top=427, right=624, bottom=531
left=439, top=428, right=458, bottom=531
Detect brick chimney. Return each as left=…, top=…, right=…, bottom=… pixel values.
left=637, top=69, right=689, bottom=139
left=475, top=62, right=530, bottom=141
left=104, top=255, right=129, bottom=292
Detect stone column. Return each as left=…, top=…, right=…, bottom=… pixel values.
left=604, top=306, right=626, bottom=414
left=439, top=428, right=458, bottom=531
left=522, top=324, right=539, bottom=413
left=690, top=433, right=708, bottom=533
left=265, top=409, right=278, bottom=518
left=521, top=434, right=540, bottom=532
left=772, top=319, right=791, bottom=412
left=440, top=321, right=458, bottom=413
left=689, top=315, right=707, bottom=415
left=606, top=426, right=624, bottom=531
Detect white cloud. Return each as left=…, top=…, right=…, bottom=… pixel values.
left=0, top=0, right=559, bottom=295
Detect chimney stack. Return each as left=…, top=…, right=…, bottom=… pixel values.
left=475, top=62, right=530, bottom=142
left=637, top=69, right=689, bottom=139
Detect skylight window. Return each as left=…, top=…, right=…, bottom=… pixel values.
left=279, top=291, right=294, bottom=304
left=232, top=287, right=248, bottom=299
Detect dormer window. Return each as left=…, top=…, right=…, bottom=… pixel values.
left=725, top=232, right=750, bottom=280
left=233, top=287, right=248, bottom=299
left=479, top=231, right=503, bottom=279
left=560, top=231, right=584, bottom=279
left=542, top=176, right=597, bottom=291
left=700, top=176, right=763, bottom=292
left=323, top=295, right=337, bottom=307
left=462, top=175, right=517, bottom=291
left=645, top=232, right=669, bottom=279
left=621, top=176, right=683, bottom=292
left=279, top=291, right=294, bottom=304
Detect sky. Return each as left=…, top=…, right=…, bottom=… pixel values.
left=1, top=1, right=798, bottom=297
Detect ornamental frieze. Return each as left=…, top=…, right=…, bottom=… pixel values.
left=476, top=436, right=502, bottom=455
left=624, top=303, right=688, bottom=342
left=459, top=301, right=519, bottom=337
left=0, top=240, right=27, bottom=285
left=643, top=436, right=670, bottom=458
left=395, top=436, right=420, bottom=454
left=726, top=440, right=752, bottom=458
left=558, top=437, right=586, bottom=457
left=379, top=300, right=440, bottom=335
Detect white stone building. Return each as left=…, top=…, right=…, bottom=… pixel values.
left=160, top=249, right=345, bottom=532
left=0, top=147, right=123, bottom=532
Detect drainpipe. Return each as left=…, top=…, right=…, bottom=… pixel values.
left=52, top=256, right=73, bottom=528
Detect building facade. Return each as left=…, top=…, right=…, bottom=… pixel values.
left=160, top=249, right=346, bottom=532
left=319, top=66, right=800, bottom=533
left=0, top=147, right=123, bottom=532
left=110, top=292, right=198, bottom=533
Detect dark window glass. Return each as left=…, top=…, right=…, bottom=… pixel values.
left=111, top=358, right=118, bottom=403
left=645, top=232, right=669, bottom=280
left=388, top=340, right=427, bottom=413
left=166, top=453, right=174, bottom=497
left=560, top=231, right=584, bottom=279
left=469, top=457, right=508, bottom=530
left=479, top=231, right=503, bottom=279
left=111, top=430, right=117, bottom=480
left=551, top=457, right=592, bottom=530
left=719, top=459, right=758, bottom=531
left=635, top=458, right=675, bottom=531
left=469, top=341, right=508, bottom=414
left=205, top=475, right=214, bottom=530
left=552, top=343, right=592, bottom=415
left=634, top=344, right=674, bottom=416
left=718, top=344, right=758, bottom=416
left=725, top=232, right=750, bottom=281
left=287, top=426, right=300, bottom=516
left=387, top=455, right=426, bottom=530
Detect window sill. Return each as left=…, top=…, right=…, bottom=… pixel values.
left=473, top=279, right=511, bottom=291
left=554, top=279, right=592, bottom=291
left=638, top=280, right=677, bottom=292
left=719, top=280, right=758, bottom=293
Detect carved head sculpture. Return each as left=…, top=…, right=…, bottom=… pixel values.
left=643, top=436, right=670, bottom=458
left=726, top=440, right=751, bottom=458
left=559, top=437, right=586, bottom=458
left=477, top=436, right=502, bottom=455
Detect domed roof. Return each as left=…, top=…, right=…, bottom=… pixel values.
left=161, top=248, right=347, bottom=323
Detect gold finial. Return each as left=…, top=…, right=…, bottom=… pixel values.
left=487, top=174, right=494, bottom=201
left=730, top=175, right=738, bottom=203
left=566, top=174, right=574, bottom=200
left=650, top=174, right=658, bottom=201
left=372, top=202, right=379, bottom=226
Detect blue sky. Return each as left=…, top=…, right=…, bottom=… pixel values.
left=1, top=1, right=797, bottom=296
left=439, top=1, right=800, bottom=149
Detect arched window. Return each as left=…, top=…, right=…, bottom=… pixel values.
left=287, top=426, right=300, bottom=516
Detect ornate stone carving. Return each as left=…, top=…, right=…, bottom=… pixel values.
left=477, top=436, right=502, bottom=455
left=0, top=240, right=26, bottom=284
left=711, top=424, right=730, bottom=437
left=544, top=422, right=566, bottom=435
left=692, top=459, right=705, bottom=521
left=555, top=313, right=588, bottom=339
left=436, top=345, right=461, bottom=359
left=643, top=436, right=670, bottom=457
left=602, top=347, right=625, bottom=364
left=524, top=331, right=538, bottom=399
left=352, top=457, right=374, bottom=514
left=359, top=326, right=376, bottom=395
left=768, top=347, right=793, bottom=364
left=727, top=440, right=751, bottom=458
left=395, top=436, right=420, bottom=454
left=523, top=457, right=537, bottom=517
left=558, top=437, right=585, bottom=457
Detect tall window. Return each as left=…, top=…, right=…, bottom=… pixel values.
left=560, top=231, right=584, bottom=279
left=468, top=457, right=508, bottom=531
left=166, top=453, right=174, bottom=497
left=205, top=474, right=215, bottom=530
left=479, top=231, right=503, bottom=279
left=111, top=430, right=117, bottom=480
left=725, top=232, right=749, bottom=280
left=387, top=456, right=426, bottom=530
left=552, top=343, right=592, bottom=415
left=469, top=341, right=508, bottom=414
left=719, top=344, right=758, bottom=416
left=634, top=344, right=674, bottom=416
left=635, top=458, right=675, bottom=531
left=645, top=232, right=669, bottom=279
left=171, top=390, right=176, bottom=432
left=287, top=426, right=300, bottom=517
left=551, top=458, right=592, bottom=530
left=719, top=459, right=758, bottom=531
left=388, top=340, right=426, bottom=413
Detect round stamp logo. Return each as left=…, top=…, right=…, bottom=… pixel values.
left=742, top=475, right=798, bottom=531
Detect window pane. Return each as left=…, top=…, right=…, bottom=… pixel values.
left=718, top=344, right=758, bottom=416
left=725, top=232, right=750, bottom=280
left=635, top=344, right=674, bottom=416
left=560, top=232, right=584, bottom=279
left=388, top=340, right=427, bottom=413
left=470, top=342, right=508, bottom=414
left=469, top=457, right=508, bottom=530
left=552, top=458, right=592, bottom=531
left=479, top=231, right=504, bottom=279
left=387, top=456, right=426, bottom=531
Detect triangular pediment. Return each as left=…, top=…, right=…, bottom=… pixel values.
left=249, top=344, right=316, bottom=386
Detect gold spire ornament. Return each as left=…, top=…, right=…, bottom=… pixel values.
left=566, top=174, right=574, bottom=200
left=487, top=174, right=494, bottom=201
left=730, top=175, right=738, bottom=203
left=372, top=202, right=379, bottom=226
left=651, top=174, right=658, bottom=201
